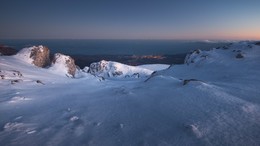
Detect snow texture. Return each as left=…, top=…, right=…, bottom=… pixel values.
left=1, top=41, right=260, bottom=146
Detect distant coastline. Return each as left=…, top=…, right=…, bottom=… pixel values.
left=71, top=54, right=187, bottom=68
left=0, top=39, right=230, bottom=68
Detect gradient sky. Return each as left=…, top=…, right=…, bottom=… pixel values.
left=0, top=0, right=260, bottom=40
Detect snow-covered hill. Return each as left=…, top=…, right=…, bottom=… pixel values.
left=15, top=45, right=50, bottom=67
left=89, top=60, right=153, bottom=79
left=0, top=41, right=260, bottom=146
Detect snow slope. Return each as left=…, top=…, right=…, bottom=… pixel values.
left=0, top=42, right=260, bottom=146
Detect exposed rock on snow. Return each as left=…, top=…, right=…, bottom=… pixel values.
left=236, top=53, right=244, bottom=59
left=184, top=49, right=207, bottom=65
left=255, top=42, right=260, bottom=46
left=89, top=60, right=153, bottom=79
left=0, top=70, right=24, bottom=84
left=30, top=46, right=50, bottom=67
left=36, top=80, right=45, bottom=85
left=16, top=45, right=50, bottom=67
left=182, top=79, right=200, bottom=85
left=11, top=79, right=23, bottom=84
left=51, top=53, right=77, bottom=77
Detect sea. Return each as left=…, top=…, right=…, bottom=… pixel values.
left=0, top=39, right=229, bottom=67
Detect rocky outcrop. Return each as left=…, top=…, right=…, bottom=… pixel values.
left=16, top=46, right=78, bottom=77
left=52, top=53, right=77, bottom=77
left=30, top=46, right=50, bottom=67
left=89, top=60, right=109, bottom=75
left=184, top=49, right=208, bottom=65
left=0, top=45, right=18, bottom=56
left=236, top=53, right=244, bottom=59
left=16, top=45, right=51, bottom=67
left=182, top=79, right=200, bottom=85
left=89, top=60, right=153, bottom=79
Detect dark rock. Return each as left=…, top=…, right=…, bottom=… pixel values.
left=99, top=77, right=105, bottom=81
left=131, top=73, right=140, bottom=78
left=255, top=42, right=260, bottom=46
left=36, top=80, right=45, bottom=85
left=11, top=70, right=22, bottom=77
left=0, top=75, right=4, bottom=79
left=11, top=79, right=22, bottom=84
left=194, top=49, right=201, bottom=54
left=112, top=71, right=123, bottom=77
left=0, top=45, right=18, bottom=56
left=236, top=53, right=244, bottom=59
left=183, top=79, right=199, bottom=85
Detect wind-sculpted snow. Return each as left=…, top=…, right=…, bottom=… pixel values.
left=50, top=53, right=77, bottom=78
left=1, top=42, right=260, bottom=146
left=89, top=60, right=153, bottom=79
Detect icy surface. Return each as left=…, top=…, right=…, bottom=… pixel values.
left=1, top=42, right=260, bottom=146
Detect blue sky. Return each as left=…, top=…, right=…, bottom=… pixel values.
left=0, top=0, right=260, bottom=40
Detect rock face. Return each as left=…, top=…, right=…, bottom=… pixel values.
left=0, top=45, right=18, bottom=56
left=16, top=45, right=50, bottom=67
left=30, top=46, right=51, bottom=67
left=52, top=53, right=77, bottom=77
left=16, top=46, right=78, bottom=77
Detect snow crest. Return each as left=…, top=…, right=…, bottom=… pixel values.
left=89, top=60, right=153, bottom=79
left=49, top=53, right=77, bottom=78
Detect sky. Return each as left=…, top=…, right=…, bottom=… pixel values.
left=0, top=0, right=260, bottom=40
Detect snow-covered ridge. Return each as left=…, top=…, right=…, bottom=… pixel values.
left=12, top=46, right=158, bottom=79
left=146, top=41, right=260, bottom=85
left=89, top=60, right=153, bottom=79
left=14, top=46, right=79, bottom=78
left=184, top=42, right=251, bottom=65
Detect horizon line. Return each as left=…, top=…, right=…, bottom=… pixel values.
left=0, top=38, right=259, bottom=41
